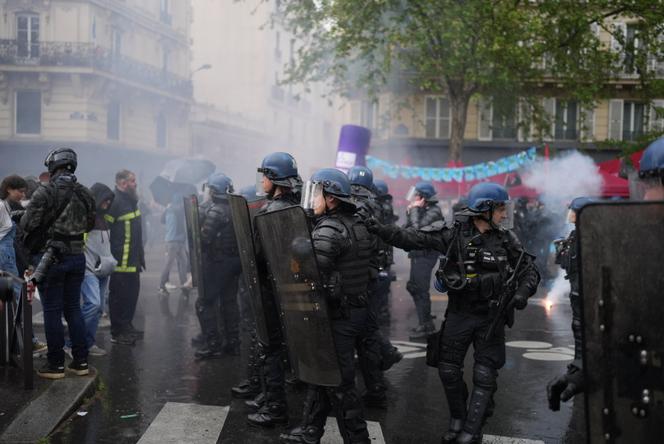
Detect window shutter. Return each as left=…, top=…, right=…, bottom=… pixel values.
left=579, top=105, right=595, bottom=142
left=650, top=100, right=664, bottom=133
left=543, top=98, right=556, bottom=141
left=608, top=99, right=624, bottom=140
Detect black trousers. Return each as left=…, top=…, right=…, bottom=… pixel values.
left=407, top=253, right=438, bottom=325
left=109, top=272, right=140, bottom=337
left=305, top=307, right=370, bottom=443
left=196, top=257, right=241, bottom=346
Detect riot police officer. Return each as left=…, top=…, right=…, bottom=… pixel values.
left=403, top=181, right=444, bottom=339
left=368, top=182, right=540, bottom=444
left=194, top=173, right=242, bottom=359
left=347, top=166, right=402, bottom=408
left=280, top=168, right=372, bottom=444
left=21, top=148, right=96, bottom=379
left=244, top=152, right=302, bottom=427
left=373, top=179, right=397, bottom=323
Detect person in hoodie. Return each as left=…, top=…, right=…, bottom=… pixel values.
left=77, top=183, right=117, bottom=356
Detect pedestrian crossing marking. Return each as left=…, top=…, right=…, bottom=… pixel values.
left=322, top=417, right=385, bottom=443
left=392, top=340, right=428, bottom=360
left=483, top=435, right=545, bottom=444
left=136, top=402, right=228, bottom=444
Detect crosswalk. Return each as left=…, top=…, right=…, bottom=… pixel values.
left=136, top=402, right=544, bottom=444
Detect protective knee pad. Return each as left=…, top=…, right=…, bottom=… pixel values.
left=438, top=361, right=463, bottom=385
left=472, top=364, right=497, bottom=392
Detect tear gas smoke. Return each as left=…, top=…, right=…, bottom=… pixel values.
left=544, top=269, right=571, bottom=309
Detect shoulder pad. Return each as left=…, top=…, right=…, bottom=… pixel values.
left=315, top=217, right=347, bottom=235
left=419, top=220, right=445, bottom=232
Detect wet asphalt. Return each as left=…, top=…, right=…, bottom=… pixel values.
left=44, top=246, right=586, bottom=444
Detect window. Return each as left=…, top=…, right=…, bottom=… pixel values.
left=361, top=100, right=378, bottom=130
left=16, top=14, right=40, bottom=59
left=107, top=102, right=120, bottom=140
left=554, top=100, right=578, bottom=140
left=623, top=101, right=646, bottom=141
left=425, top=96, right=450, bottom=139
left=160, top=0, right=172, bottom=25
left=15, top=91, right=41, bottom=134
left=623, top=24, right=640, bottom=74
left=492, top=100, right=518, bottom=140
left=156, top=113, right=167, bottom=148
left=162, top=49, right=169, bottom=73
left=111, top=28, right=122, bottom=60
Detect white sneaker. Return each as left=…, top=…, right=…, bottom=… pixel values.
left=88, top=345, right=107, bottom=356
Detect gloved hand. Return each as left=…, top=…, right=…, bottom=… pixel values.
left=364, top=217, right=383, bottom=234
left=547, top=364, right=584, bottom=411
left=513, top=291, right=528, bottom=310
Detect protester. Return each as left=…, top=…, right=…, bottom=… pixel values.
left=158, top=193, right=189, bottom=297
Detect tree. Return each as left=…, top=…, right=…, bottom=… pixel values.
left=276, top=0, right=664, bottom=162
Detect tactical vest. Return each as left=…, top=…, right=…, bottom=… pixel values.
left=201, top=200, right=239, bottom=260
left=332, top=213, right=373, bottom=304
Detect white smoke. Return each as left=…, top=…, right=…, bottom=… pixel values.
left=523, top=151, right=604, bottom=216
left=546, top=269, right=571, bottom=307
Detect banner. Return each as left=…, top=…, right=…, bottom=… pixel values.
left=366, top=147, right=538, bottom=183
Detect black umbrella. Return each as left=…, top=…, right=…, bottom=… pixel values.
left=161, top=158, right=216, bottom=184
left=149, top=176, right=197, bottom=206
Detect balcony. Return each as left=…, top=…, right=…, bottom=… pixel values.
left=0, top=40, right=192, bottom=98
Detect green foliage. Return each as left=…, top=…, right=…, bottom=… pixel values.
left=275, top=0, right=664, bottom=157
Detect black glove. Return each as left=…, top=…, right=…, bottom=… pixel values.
left=547, top=364, right=584, bottom=411
left=364, top=217, right=383, bottom=234
left=513, top=291, right=528, bottom=310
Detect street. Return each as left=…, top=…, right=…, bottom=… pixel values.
left=37, top=246, right=586, bottom=444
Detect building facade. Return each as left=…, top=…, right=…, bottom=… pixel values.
left=348, top=18, right=664, bottom=166
left=0, top=0, right=193, bottom=183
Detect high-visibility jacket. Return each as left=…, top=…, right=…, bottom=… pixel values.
left=106, top=188, right=144, bottom=273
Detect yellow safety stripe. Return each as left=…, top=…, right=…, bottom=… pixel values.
left=104, top=214, right=115, bottom=223
left=117, top=210, right=141, bottom=222
left=120, top=220, right=131, bottom=269
left=465, top=273, right=478, bottom=278
left=115, top=266, right=137, bottom=273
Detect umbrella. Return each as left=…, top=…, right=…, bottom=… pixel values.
left=149, top=176, right=197, bottom=206
left=160, top=158, right=216, bottom=184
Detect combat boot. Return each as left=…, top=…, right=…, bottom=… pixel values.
left=380, top=346, right=403, bottom=371
left=194, top=341, right=223, bottom=360
left=247, top=402, right=288, bottom=427
left=279, top=425, right=323, bottom=444
left=245, top=392, right=266, bottom=411
left=409, top=320, right=435, bottom=340
left=441, top=418, right=464, bottom=443
left=231, top=377, right=262, bottom=398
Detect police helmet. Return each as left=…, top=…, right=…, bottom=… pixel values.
left=347, top=165, right=374, bottom=197
left=639, top=137, right=664, bottom=179
left=44, top=147, right=77, bottom=174
left=374, top=179, right=389, bottom=197
left=467, top=182, right=509, bottom=213
left=414, top=181, right=436, bottom=200
left=258, top=152, right=300, bottom=187
left=311, top=168, right=355, bottom=205
left=206, top=172, right=234, bottom=198
left=238, top=185, right=258, bottom=201
left=568, top=196, right=596, bottom=212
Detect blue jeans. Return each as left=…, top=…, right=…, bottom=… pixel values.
left=38, top=254, right=88, bottom=365
left=66, top=273, right=108, bottom=349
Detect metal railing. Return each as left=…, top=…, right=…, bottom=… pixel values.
left=0, top=271, right=33, bottom=390
left=0, top=39, right=192, bottom=98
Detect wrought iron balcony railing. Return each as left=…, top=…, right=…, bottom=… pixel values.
left=0, top=40, right=192, bottom=98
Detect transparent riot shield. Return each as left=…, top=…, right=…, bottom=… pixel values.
left=577, top=201, right=664, bottom=443
left=183, top=194, right=205, bottom=300
left=227, top=194, right=271, bottom=346
left=254, top=206, right=342, bottom=387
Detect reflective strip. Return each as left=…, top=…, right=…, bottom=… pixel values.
left=115, top=266, right=137, bottom=273
left=120, top=220, right=131, bottom=269
left=117, top=210, right=141, bottom=222
left=466, top=273, right=478, bottom=278
left=104, top=214, right=115, bottom=223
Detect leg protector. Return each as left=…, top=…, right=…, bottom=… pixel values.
left=331, top=389, right=370, bottom=444
left=438, top=361, right=468, bottom=420
left=457, top=364, right=497, bottom=441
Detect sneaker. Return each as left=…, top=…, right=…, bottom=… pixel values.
left=111, top=333, right=136, bottom=345
left=158, top=287, right=170, bottom=296
left=32, top=340, right=48, bottom=355
left=88, top=345, right=107, bottom=356
left=164, top=282, right=178, bottom=291
left=63, top=346, right=73, bottom=359
left=67, top=359, right=89, bottom=376
left=37, top=362, right=65, bottom=380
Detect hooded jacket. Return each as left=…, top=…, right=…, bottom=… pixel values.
left=85, top=183, right=117, bottom=277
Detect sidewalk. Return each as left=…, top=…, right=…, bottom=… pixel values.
left=0, top=364, right=98, bottom=444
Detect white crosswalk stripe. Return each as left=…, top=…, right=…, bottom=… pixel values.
left=137, top=402, right=229, bottom=444
left=483, top=435, right=545, bottom=444
left=322, top=417, right=385, bottom=443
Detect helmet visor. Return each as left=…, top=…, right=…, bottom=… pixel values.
left=498, top=200, right=515, bottom=230
left=405, top=186, right=417, bottom=202
left=255, top=171, right=268, bottom=197
left=300, top=181, right=324, bottom=213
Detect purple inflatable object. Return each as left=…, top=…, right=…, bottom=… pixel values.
left=335, top=124, right=371, bottom=171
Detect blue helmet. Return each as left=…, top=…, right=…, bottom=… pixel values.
left=374, top=179, right=389, bottom=197
left=569, top=196, right=596, bottom=212
left=467, top=182, right=509, bottom=212
left=207, top=172, right=233, bottom=198
left=258, top=152, right=300, bottom=187
left=311, top=168, right=354, bottom=204
left=238, top=185, right=258, bottom=202
left=414, top=181, right=436, bottom=200
left=347, top=166, right=374, bottom=197
left=639, top=137, right=664, bottom=179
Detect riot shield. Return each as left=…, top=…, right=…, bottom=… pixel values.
left=227, top=194, right=271, bottom=346
left=183, top=194, right=205, bottom=299
left=577, top=201, right=664, bottom=444
left=254, top=206, right=341, bottom=387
